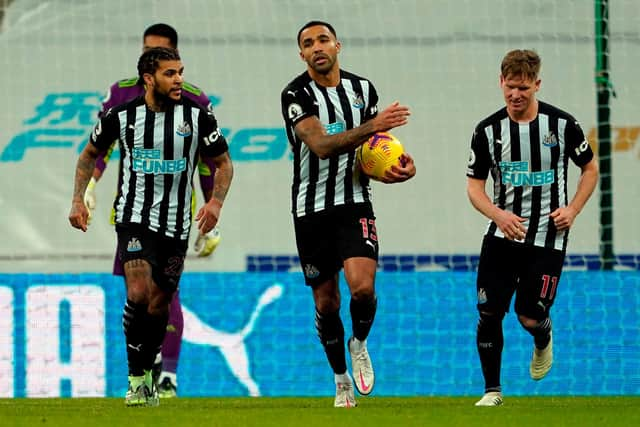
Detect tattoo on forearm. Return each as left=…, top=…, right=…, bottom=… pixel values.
left=298, top=119, right=375, bottom=156
left=212, top=163, right=233, bottom=204
left=73, top=152, right=96, bottom=200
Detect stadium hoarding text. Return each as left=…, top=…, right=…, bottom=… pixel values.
left=1, top=272, right=638, bottom=398
left=1, top=93, right=289, bottom=163
left=0, top=92, right=638, bottom=273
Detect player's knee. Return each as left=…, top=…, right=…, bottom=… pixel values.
left=351, top=284, right=374, bottom=301
left=147, top=289, right=172, bottom=316
left=315, top=296, right=340, bottom=313
left=517, top=314, right=540, bottom=329
left=125, top=273, right=148, bottom=293
left=347, top=274, right=375, bottom=300
left=124, top=260, right=152, bottom=300
left=126, top=284, right=147, bottom=303
left=313, top=283, right=341, bottom=312
left=478, top=311, right=505, bottom=328
left=344, top=260, right=376, bottom=298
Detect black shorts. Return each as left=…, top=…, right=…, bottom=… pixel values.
left=476, top=234, right=565, bottom=320
left=294, top=203, right=378, bottom=287
left=116, top=224, right=188, bottom=292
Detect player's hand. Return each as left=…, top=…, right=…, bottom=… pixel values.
left=381, top=153, right=416, bottom=183
left=374, top=101, right=411, bottom=132
left=84, top=177, right=97, bottom=223
left=550, top=206, right=578, bottom=231
left=69, top=199, right=90, bottom=232
left=195, top=198, right=222, bottom=234
left=194, top=227, right=221, bottom=257
left=493, top=209, right=527, bottom=241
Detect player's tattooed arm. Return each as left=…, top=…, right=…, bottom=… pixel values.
left=294, top=101, right=410, bottom=159
left=195, top=151, right=234, bottom=234
left=72, top=143, right=101, bottom=202
left=209, top=151, right=233, bottom=205
left=294, top=116, right=374, bottom=159
left=69, top=142, right=102, bottom=231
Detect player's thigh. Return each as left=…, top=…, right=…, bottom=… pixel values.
left=514, top=246, right=565, bottom=320
left=116, top=224, right=156, bottom=296
left=294, top=211, right=341, bottom=287
left=476, top=235, right=519, bottom=314
left=344, top=257, right=377, bottom=298
left=153, top=235, right=188, bottom=294
left=116, top=224, right=155, bottom=264
left=336, top=203, right=378, bottom=262
left=116, top=224, right=157, bottom=271
left=311, top=276, right=341, bottom=312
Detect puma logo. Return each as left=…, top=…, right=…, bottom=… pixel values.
left=182, top=284, right=284, bottom=396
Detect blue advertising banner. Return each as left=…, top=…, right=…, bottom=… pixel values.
left=1, top=271, right=638, bottom=398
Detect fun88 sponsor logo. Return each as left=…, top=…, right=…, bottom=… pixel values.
left=500, top=161, right=554, bottom=187
left=131, top=148, right=186, bottom=174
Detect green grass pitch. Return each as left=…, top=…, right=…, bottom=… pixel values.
left=1, top=396, right=638, bottom=427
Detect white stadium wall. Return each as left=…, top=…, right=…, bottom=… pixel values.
left=0, top=0, right=638, bottom=272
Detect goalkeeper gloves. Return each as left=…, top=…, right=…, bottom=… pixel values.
left=194, top=227, right=221, bottom=257
left=84, top=177, right=97, bottom=223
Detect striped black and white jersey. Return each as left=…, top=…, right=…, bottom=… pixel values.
left=467, top=101, right=594, bottom=251
left=281, top=70, right=379, bottom=217
left=90, top=96, right=228, bottom=240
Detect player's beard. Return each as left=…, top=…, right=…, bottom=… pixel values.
left=310, top=54, right=335, bottom=75
left=153, top=87, right=179, bottom=111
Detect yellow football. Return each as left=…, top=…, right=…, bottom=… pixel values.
left=357, top=132, right=405, bottom=181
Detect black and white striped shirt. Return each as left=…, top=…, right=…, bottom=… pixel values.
left=90, top=96, right=228, bottom=239
left=281, top=70, right=378, bottom=217
left=467, top=101, right=594, bottom=251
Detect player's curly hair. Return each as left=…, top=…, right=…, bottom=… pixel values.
left=501, top=49, right=541, bottom=81
left=137, top=47, right=181, bottom=79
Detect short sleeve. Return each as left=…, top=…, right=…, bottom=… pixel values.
left=467, top=125, right=491, bottom=180
left=364, top=82, right=379, bottom=122
left=281, top=85, right=316, bottom=128
left=198, top=110, right=229, bottom=158
left=98, top=81, right=122, bottom=119
left=564, top=118, right=594, bottom=166
left=89, top=109, right=120, bottom=151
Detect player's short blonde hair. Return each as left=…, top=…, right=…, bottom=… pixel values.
left=501, top=49, right=541, bottom=81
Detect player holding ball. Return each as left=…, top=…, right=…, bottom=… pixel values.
left=280, top=20, right=416, bottom=408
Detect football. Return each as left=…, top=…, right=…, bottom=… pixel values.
left=356, top=132, right=405, bottom=180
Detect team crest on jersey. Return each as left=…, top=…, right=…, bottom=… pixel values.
left=542, top=132, right=558, bottom=147
left=352, top=93, right=365, bottom=109
left=127, top=238, right=142, bottom=252
left=177, top=122, right=192, bottom=137
left=304, top=264, right=320, bottom=279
